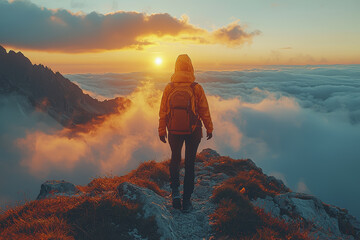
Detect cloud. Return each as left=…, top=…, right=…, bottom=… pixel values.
left=18, top=131, right=89, bottom=175
left=279, top=47, right=292, bottom=50
left=66, top=65, right=360, bottom=218
left=296, top=180, right=311, bottom=194
left=212, top=21, right=261, bottom=47
left=0, top=93, right=64, bottom=208
left=68, top=65, right=360, bottom=124
left=205, top=96, right=243, bottom=152
left=2, top=65, right=360, bottom=220
left=15, top=81, right=166, bottom=176
left=0, top=0, right=259, bottom=52
left=15, top=81, right=245, bottom=177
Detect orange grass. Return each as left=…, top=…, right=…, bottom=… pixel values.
left=0, top=196, right=82, bottom=240
left=0, top=160, right=169, bottom=239
left=210, top=167, right=310, bottom=240
left=1, top=154, right=312, bottom=239
left=206, top=156, right=286, bottom=192
left=78, top=160, right=170, bottom=197
left=223, top=169, right=285, bottom=199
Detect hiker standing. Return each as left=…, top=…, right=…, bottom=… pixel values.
left=158, top=54, right=213, bottom=212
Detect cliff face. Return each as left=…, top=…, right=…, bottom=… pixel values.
left=1, top=149, right=359, bottom=240
left=0, top=45, right=130, bottom=127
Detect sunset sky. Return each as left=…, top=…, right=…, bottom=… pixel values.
left=1, top=0, right=359, bottom=73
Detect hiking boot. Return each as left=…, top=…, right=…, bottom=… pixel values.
left=172, top=188, right=181, bottom=210
left=182, top=198, right=193, bottom=213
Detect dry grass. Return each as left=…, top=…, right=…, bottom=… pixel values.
left=0, top=153, right=312, bottom=239
left=0, top=194, right=160, bottom=240
left=205, top=156, right=257, bottom=176
left=0, top=160, right=169, bottom=240
left=78, top=160, right=170, bottom=197
left=126, top=160, right=170, bottom=196
left=0, top=196, right=79, bottom=240
left=223, top=169, right=286, bottom=200
left=210, top=170, right=310, bottom=240
left=254, top=207, right=311, bottom=239
left=0, top=215, right=73, bottom=240
left=64, top=194, right=159, bottom=240
left=206, top=156, right=289, bottom=197
left=211, top=193, right=262, bottom=236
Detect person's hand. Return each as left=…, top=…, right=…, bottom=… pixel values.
left=206, top=132, right=213, bottom=140
left=159, top=135, right=167, bottom=143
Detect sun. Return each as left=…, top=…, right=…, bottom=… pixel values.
left=155, top=57, right=163, bottom=65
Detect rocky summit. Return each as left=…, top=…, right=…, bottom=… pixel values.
left=0, top=148, right=359, bottom=239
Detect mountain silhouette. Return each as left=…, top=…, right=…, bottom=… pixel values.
left=0, top=45, right=130, bottom=127
left=1, top=149, right=359, bottom=239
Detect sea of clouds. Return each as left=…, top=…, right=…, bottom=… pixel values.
left=1, top=65, right=360, bottom=219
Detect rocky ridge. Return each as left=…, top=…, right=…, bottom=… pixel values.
left=0, top=45, right=130, bottom=127
left=36, top=148, right=360, bottom=240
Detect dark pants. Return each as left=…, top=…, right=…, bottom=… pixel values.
left=168, top=127, right=202, bottom=200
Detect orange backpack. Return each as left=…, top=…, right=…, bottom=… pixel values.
left=166, top=82, right=199, bottom=135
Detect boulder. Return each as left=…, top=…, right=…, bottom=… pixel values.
left=197, top=148, right=220, bottom=162
left=37, top=180, right=79, bottom=200
left=117, top=182, right=177, bottom=240
left=266, top=175, right=290, bottom=193
left=252, top=192, right=360, bottom=239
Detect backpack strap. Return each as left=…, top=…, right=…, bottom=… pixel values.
left=190, top=82, right=198, bottom=88
left=190, top=82, right=199, bottom=116
left=167, top=82, right=176, bottom=100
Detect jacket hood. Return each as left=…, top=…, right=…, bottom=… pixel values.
left=171, top=54, right=195, bottom=83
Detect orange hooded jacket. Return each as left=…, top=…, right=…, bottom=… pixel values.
left=158, top=54, right=213, bottom=137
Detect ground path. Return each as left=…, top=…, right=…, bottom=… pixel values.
left=160, top=161, right=229, bottom=240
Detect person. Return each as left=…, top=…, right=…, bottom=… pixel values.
left=158, top=54, right=213, bottom=212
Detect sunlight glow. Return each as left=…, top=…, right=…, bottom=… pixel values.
left=155, top=57, right=163, bottom=66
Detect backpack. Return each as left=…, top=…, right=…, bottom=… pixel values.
left=166, top=82, right=199, bottom=135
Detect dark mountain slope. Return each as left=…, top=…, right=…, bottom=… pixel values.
left=0, top=45, right=130, bottom=127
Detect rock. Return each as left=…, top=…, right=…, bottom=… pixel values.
left=252, top=196, right=281, bottom=218
left=266, top=175, right=290, bottom=193
left=128, top=228, right=146, bottom=240
left=37, top=180, right=79, bottom=200
left=197, top=148, right=220, bottom=161
left=323, top=204, right=360, bottom=239
left=252, top=192, right=360, bottom=239
left=117, top=157, right=223, bottom=240
left=211, top=172, right=229, bottom=182
left=118, top=182, right=177, bottom=240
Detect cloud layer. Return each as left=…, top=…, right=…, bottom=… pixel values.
left=0, top=0, right=259, bottom=52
